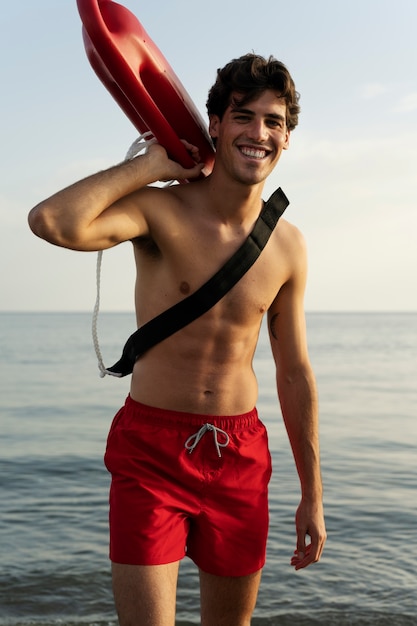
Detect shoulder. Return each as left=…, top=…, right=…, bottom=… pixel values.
left=133, top=180, right=201, bottom=217
left=130, top=181, right=205, bottom=250
left=277, top=214, right=306, bottom=244
left=264, top=217, right=309, bottom=318
left=267, top=219, right=309, bottom=327
left=131, top=183, right=183, bottom=210
left=276, top=218, right=308, bottom=272
left=127, top=183, right=189, bottom=235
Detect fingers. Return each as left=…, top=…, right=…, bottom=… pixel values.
left=176, top=140, right=204, bottom=180
left=291, top=521, right=325, bottom=570
left=291, top=531, right=305, bottom=569
left=291, top=499, right=326, bottom=571
left=290, top=536, right=325, bottom=571
left=291, top=544, right=312, bottom=570
left=144, top=141, right=204, bottom=182
left=184, top=163, right=204, bottom=179
left=180, top=139, right=201, bottom=164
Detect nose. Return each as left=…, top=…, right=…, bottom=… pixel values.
left=247, top=118, right=269, bottom=142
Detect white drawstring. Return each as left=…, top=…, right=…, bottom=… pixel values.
left=185, top=424, right=230, bottom=458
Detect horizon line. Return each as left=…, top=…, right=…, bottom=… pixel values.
left=1, top=310, right=416, bottom=315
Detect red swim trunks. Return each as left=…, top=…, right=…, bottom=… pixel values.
left=104, top=395, right=272, bottom=577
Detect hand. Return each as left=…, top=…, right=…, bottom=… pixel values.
left=180, top=139, right=201, bottom=164
left=290, top=498, right=326, bottom=571
left=145, top=141, right=204, bottom=182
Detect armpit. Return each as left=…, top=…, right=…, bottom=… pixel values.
left=132, top=235, right=161, bottom=258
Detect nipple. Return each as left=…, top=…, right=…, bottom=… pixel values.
left=180, top=281, right=191, bottom=295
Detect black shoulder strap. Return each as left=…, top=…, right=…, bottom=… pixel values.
left=106, top=187, right=289, bottom=376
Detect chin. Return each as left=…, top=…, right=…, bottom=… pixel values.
left=236, top=168, right=270, bottom=186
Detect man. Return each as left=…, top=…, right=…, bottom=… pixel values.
left=29, top=54, right=326, bottom=626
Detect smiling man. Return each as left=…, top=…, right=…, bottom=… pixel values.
left=28, top=54, right=326, bottom=626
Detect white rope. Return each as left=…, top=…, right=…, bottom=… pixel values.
left=91, top=131, right=155, bottom=377
left=92, top=249, right=106, bottom=377
left=124, top=131, right=154, bottom=159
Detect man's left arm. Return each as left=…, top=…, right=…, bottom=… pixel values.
left=268, top=227, right=326, bottom=570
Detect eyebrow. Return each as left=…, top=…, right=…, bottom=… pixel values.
left=230, top=106, right=286, bottom=122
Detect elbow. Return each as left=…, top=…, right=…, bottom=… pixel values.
left=277, top=361, right=315, bottom=388
left=28, top=202, right=73, bottom=248
left=28, top=204, right=47, bottom=238
left=28, top=202, right=56, bottom=240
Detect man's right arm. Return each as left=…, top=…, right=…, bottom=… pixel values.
left=28, top=143, right=204, bottom=252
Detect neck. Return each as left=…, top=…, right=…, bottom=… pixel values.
left=201, top=172, right=266, bottom=225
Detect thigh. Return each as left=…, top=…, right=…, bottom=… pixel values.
left=105, top=400, right=195, bottom=566
left=199, top=568, right=262, bottom=626
left=188, top=417, right=272, bottom=577
left=112, top=562, right=180, bottom=626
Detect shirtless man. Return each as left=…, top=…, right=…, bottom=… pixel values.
left=29, top=54, right=326, bottom=626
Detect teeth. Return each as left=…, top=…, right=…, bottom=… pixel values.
left=240, top=147, right=266, bottom=159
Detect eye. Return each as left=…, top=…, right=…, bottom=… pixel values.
left=233, top=114, right=251, bottom=123
left=267, top=118, right=285, bottom=129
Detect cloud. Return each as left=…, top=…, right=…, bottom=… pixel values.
left=394, top=93, right=417, bottom=113
left=359, top=83, right=389, bottom=100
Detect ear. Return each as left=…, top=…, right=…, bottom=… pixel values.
left=209, top=114, right=220, bottom=139
left=283, top=130, right=291, bottom=150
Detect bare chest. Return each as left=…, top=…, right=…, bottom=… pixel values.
left=134, top=224, right=289, bottom=326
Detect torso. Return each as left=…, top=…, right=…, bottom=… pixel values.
left=129, top=182, right=294, bottom=415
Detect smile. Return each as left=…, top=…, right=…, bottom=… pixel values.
left=239, top=145, right=269, bottom=159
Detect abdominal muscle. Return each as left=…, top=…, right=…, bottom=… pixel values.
left=129, top=313, right=262, bottom=416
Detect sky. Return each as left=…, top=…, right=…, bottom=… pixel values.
left=1, top=0, right=416, bottom=312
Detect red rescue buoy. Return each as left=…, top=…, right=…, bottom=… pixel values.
left=77, top=0, right=215, bottom=175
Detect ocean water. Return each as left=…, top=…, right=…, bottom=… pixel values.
left=0, top=311, right=416, bottom=625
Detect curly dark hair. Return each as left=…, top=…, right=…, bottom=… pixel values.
left=206, top=53, right=300, bottom=132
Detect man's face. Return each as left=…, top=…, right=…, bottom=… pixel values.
left=209, top=89, right=290, bottom=186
